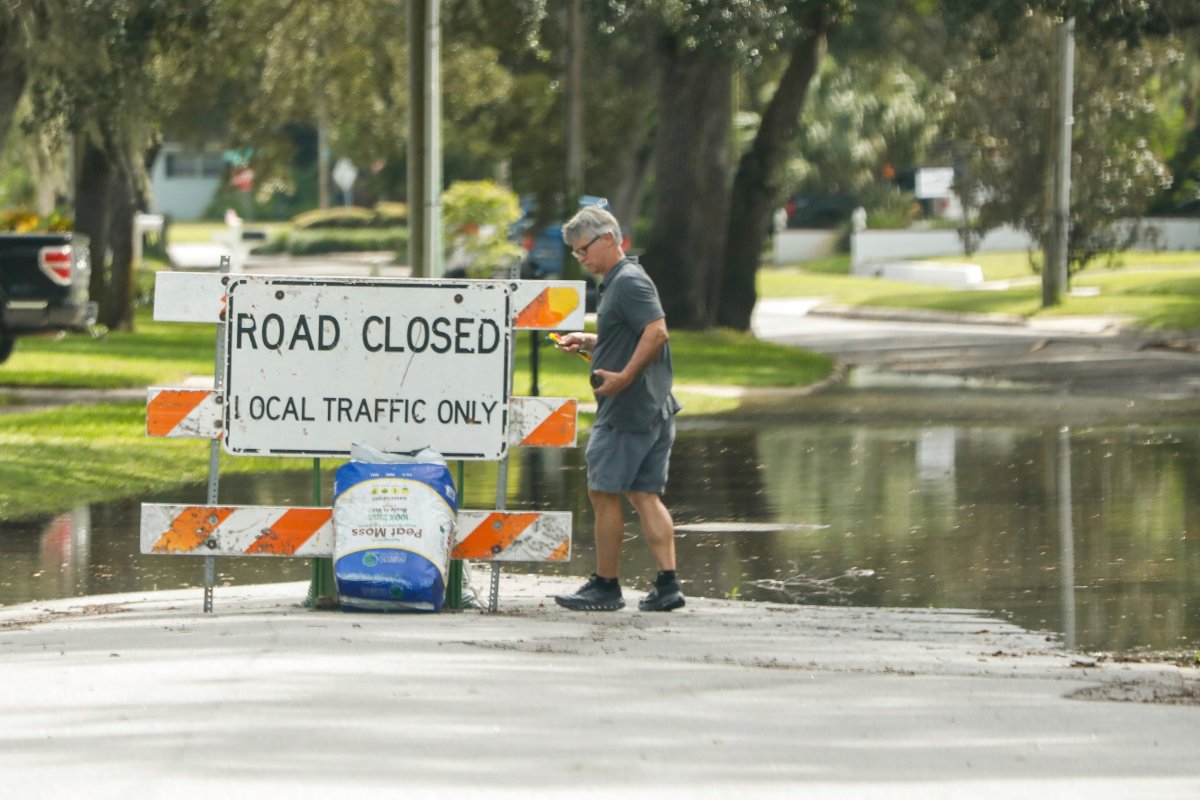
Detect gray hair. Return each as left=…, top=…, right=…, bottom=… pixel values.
left=562, top=205, right=620, bottom=247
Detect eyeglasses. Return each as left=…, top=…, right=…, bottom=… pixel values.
left=571, top=234, right=605, bottom=259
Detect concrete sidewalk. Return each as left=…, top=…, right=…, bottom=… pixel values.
left=1, top=575, right=1196, bottom=799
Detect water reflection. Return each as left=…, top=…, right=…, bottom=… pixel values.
left=1, top=408, right=1197, bottom=655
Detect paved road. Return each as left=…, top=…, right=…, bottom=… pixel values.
left=1, top=577, right=1196, bottom=800
left=753, top=299, right=1200, bottom=401
left=3, top=285, right=1199, bottom=797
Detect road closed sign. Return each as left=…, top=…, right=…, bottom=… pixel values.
left=222, top=276, right=512, bottom=459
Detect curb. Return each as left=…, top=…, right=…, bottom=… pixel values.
left=809, top=303, right=1027, bottom=327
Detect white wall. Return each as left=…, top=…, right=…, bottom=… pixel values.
left=1137, top=218, right=1200, bottom=251
left=850, top=218, right=1200, bottom=269
left=851, top=225, right=1033, bottom=270
left=773, top=229, right=841, bottom=264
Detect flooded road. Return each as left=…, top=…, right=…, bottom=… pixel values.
left=2, top=385, right=1197, bottom=656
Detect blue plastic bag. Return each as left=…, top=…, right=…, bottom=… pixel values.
left=332, top=448, right=457, bottom=611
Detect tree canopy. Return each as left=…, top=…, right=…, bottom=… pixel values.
left=1, top=0, right=1198, bottom=330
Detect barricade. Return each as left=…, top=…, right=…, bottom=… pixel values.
left=143, top=259, right=585, bottom=612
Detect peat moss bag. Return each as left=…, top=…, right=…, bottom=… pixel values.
left=333, top=446, right=457, bottom=612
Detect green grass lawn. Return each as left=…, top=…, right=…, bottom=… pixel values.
left=1, top=312, right=217, bottom=388
left=0, top=403, right=290, bottom=519
left=762, top=249, right=1200, bottom=330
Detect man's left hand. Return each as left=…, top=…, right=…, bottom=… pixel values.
left=590, top=368, right=629, bottom=397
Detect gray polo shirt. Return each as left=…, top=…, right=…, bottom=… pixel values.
left=592, top=257, right=681, bottom=432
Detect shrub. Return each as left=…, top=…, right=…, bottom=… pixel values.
left=0, top=210, right=72, bottom=232
left=291, top=206, right=378, bottom=230
left=252, top=227, right=408, bottom=256
left=441, top=180, right=522, bottom=277
left=861, top=185, right=920, bottom=230
left=290, top=203, right=409, bottom=231
left=374, top=202, right=408, bottom=226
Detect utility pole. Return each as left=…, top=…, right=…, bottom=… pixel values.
left=317, top=112, right=330, bottom=211
left=1043, top=16, right=1075, bottom=307
left=565, top=0, right=584, bottom=203
left=562, top=0, right=585, bottom=281
left=407, top=0, right=425, bottom=276
left=407, top=0, right=443, bottom=278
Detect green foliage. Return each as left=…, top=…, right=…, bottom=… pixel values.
left=787, top=55, right=951, bottom=198
left=947, top=13, right=1173, bottom=271
left=441, top=180, right=523, bottom=277
left=24, top=1, right=216, bottom=150
left=860, top=185, right=921, bottom=230
left=943, top=1, right=1200, bottom=49
left=254, top=228, right=408, bottom=257
left=374, top=202, right=410, bottom=227
left=0, top=157, right=37, bottom=211
left=292, top=207, right=394, bottom=230
left=0, top=209, right=72, bottom=232
left=600, top=0, right=855, bottom=64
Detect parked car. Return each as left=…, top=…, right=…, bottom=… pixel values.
left=0, top=232, right=96, bottom=363
left=785, top=194, right=859, bottom=229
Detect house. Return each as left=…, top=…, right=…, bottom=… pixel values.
left=148, top=143, right=224, bottom=221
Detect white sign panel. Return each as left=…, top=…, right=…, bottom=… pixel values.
left=914, top=167, right=955, bottom=199
left=223, top=276, right=512, bottom=459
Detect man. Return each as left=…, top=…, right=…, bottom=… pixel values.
left=551, top=205, right=684, bottom=612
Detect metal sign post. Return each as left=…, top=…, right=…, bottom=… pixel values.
left=203, top=256, right=232, bottom=613
left=304, top=457, right=338, bottom=608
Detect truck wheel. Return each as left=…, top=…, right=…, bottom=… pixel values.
left=0, top=330, right=14, bottom=364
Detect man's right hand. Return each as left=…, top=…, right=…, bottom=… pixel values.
left=553, top=332, right=593, bottom=354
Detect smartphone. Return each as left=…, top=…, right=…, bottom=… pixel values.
left=548, top=332, right=591, bottom=362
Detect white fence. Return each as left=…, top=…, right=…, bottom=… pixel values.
left=849, top=226, right=1032, bottom=271
left=773, top=218, right=1200, bottom=270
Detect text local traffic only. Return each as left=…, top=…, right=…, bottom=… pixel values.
left=222, top=278, right=512, bottom=459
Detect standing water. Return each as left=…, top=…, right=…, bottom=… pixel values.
left=1, top=389, right=1197, bottom=656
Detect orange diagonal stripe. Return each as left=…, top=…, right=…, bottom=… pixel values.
left=523, top=399, right=576, bottom=447
left=152, top=506, right=234, bottom=553
left=147, top=389, right=210, bottom=437
left=452, top=512, right=539, bottom=559
left=548, top=540, right=570, bottom=561
left=514, top=287, right=579, bottom=328
left=245, top=508, right=332, bottom=555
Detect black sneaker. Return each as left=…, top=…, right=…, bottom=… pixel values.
left=554, top=575, right=625, bottom=611
left=638, top=580, right=685, bottom=612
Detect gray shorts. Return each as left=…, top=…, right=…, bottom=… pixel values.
left=585, top=415, right=675, bottom=494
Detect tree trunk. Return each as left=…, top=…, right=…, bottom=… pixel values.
left=608, top=134, right=653, bottom=233
left=0, top=18, right=29, bottom=155
left=718, top=27, right=827, bottom=331
left=106, top=166, right=137, bottom=331
left=640, top=38, right=732, bottom=330
left=76, top=137, right=115, bottom=318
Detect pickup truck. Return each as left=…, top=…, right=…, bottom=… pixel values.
left=0, top=233, right=96, bottom=363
